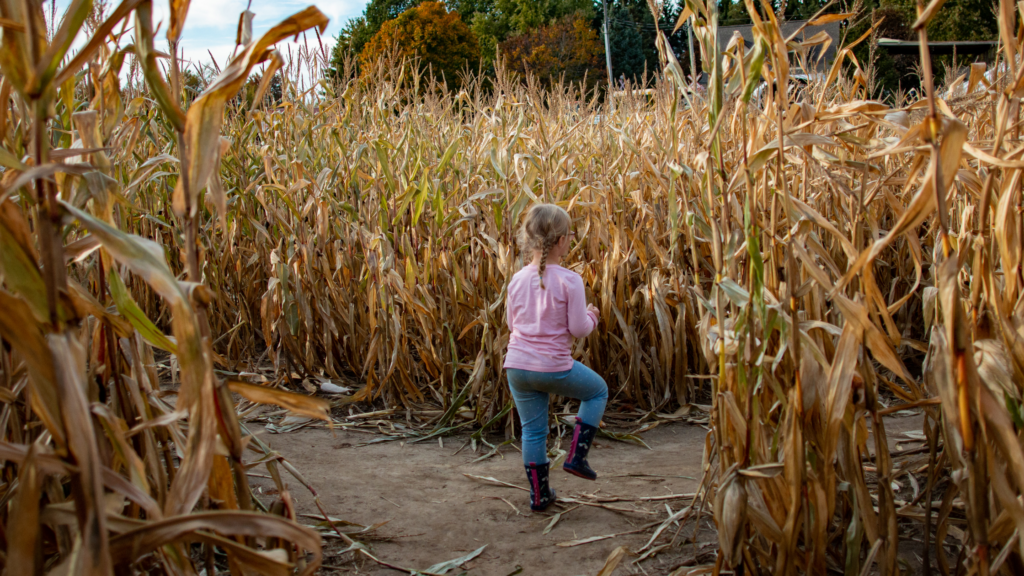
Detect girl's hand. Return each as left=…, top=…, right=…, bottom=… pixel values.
left=586, top=303, right=599, bottom=316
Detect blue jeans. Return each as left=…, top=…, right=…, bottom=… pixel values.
left=506, top=361, right=608, bottom=466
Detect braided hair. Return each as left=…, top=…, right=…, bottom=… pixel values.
left=517, top=204, right=571, bottom=289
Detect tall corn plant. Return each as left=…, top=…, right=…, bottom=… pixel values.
left=0, top=0, right=331, bottom=573
left=648, top=0, right=1024, bottom=572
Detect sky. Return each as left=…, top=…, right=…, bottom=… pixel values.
left=54, top=0, right=369, bottom=68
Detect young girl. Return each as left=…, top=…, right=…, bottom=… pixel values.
left=504, top=204, right=608, bottom=512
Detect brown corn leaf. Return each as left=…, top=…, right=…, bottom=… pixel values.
left=0, top=291, right=64, bottom=446
left=0, top=0, right=46, bottom=96
left=108, top=511, right=321, bottom=575
left=167, top=0, right=190, bottom=43
left=912, top=0, right=950, bottom=29
left=6, top=443, right=42, bottom=576
left=596, top=545, right=630, bottom=576
left=49, top=333, right=112, bottom=576
left=809, top=12, right=853, bottom=25
left=227, top=380, right=330, bottom=422
left=236, top=9, right=255, bottom=46
left=174, top=6, right=328, bottom=217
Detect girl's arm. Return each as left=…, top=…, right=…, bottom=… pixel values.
left=566, top=276, right=598, bottom=338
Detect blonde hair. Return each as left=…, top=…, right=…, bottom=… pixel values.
left=517, top=203, right=570, bottom=289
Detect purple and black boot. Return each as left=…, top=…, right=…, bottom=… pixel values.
left=563, top=417, right=599, bottom=480
left=525, top=462, right=557, bottom=512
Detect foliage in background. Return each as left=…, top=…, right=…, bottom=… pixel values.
left=602, top=0, right=689, bottom=84
left=360, top=1, right=480, bottom=87
left=499, top=14, right=607, bottom=91
left=229, top=72, right=285, bottom=110
left=330, top=0, right=690, bottom=85
left=331, top=0, right=421, bottom=64
left=607, top=3, right=649, bottom=82
left=885, top=0, right=997, bottom=41
left=850, top=0, right=998, bottom=99
left=465, top=0, right=595, bottom=68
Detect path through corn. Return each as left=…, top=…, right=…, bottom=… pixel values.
left=249, top=415, right=923, bottom=575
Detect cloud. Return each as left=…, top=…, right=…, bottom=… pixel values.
left=57, top=0, right=368, bottom=65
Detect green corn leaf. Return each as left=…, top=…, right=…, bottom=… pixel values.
left=108, top=268, right=177, bottom=353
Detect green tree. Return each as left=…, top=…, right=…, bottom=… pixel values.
left=236, top=72, right=283, bottom=109
left=470, top=0, right=593, bottom=68
left=850, top=0, right=996, bottom=101
left=359, top=1, right=481, bottom=87
left=500, top=14, right=606, bottom=91
left=329, top=0, right=423, bottom=80
left=886, top=0, right=996, bottom=41
left=181, top=70, right=205, bottom=105
left=448, top=0, right=494, bottom=22
left=599, top=0, right=688, bottom=84
left=608, top=5, right=647, bottom=84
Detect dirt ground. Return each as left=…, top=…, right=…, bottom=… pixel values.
left=246, top=420, right=718, bottom=575
left=242, top=413, right=926, bottom=576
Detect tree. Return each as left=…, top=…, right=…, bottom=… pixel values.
left=608, top=5, right=646, bottom=84
left=448, top=0, right=494, bottom=22
left=469, top=0, right=594, bottom=68
left=329, top=0, right=422, bottom=80
left=849, top=0, right=996, bottom=101
left=600, top=0, right=686, bottom=85
left=181, top=70, right=206, bottom=105
left=359, top=1, right=481, bottom=87
left=236, top=72, right=284, bottom=109
left=885, top=0, right=996, bottom=41
left=500, top=14, right=607, bottom=92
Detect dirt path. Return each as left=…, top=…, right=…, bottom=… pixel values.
left=246, top=421, right=718, bottom=575
left=246, top=413, right=925, bottom=575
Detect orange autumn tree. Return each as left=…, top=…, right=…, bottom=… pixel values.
left=360, top=1, right=480, bottom=87
left=500, top=14, right=606, bottom=92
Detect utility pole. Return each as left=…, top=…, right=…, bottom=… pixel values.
left=602, top=0, right=614, bottom=102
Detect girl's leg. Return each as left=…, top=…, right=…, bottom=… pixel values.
left=530, top=362, right=607, bottom=481
left=506, top=369, right=552, bottom=465
left=556, top=361, right=608, bottom=426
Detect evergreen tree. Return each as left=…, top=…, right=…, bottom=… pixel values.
left=608, top=5, right=647, bottom=84
left=598, top=0, right=687, bottom=85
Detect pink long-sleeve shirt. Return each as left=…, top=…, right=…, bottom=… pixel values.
left=503, top=264, right=598, bottom=372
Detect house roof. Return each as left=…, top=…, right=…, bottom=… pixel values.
left=875, top=38, right=999, bottom=55
left=716, top=19, right=842, bottom=66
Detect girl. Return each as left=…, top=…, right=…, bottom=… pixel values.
left=504, top=204, right=608, bottom=512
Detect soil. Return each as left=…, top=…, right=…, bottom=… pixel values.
left=242, top=413, right=929, bottom=576
left=245, top=420, right=718, bottom=576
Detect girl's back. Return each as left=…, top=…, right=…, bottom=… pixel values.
left=502, top=203, right=606, bottom=510
left=504, top=264, right=595, bottom=373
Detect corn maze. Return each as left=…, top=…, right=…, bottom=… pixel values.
left=0, top=0, right=1023, bottom=573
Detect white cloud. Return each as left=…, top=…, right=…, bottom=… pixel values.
left=57, top=0, right=368, bottom=65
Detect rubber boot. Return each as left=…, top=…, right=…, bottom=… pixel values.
left=563, top=417, right=598, bottom=480
left=525, top=462, right=557, bottom=512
